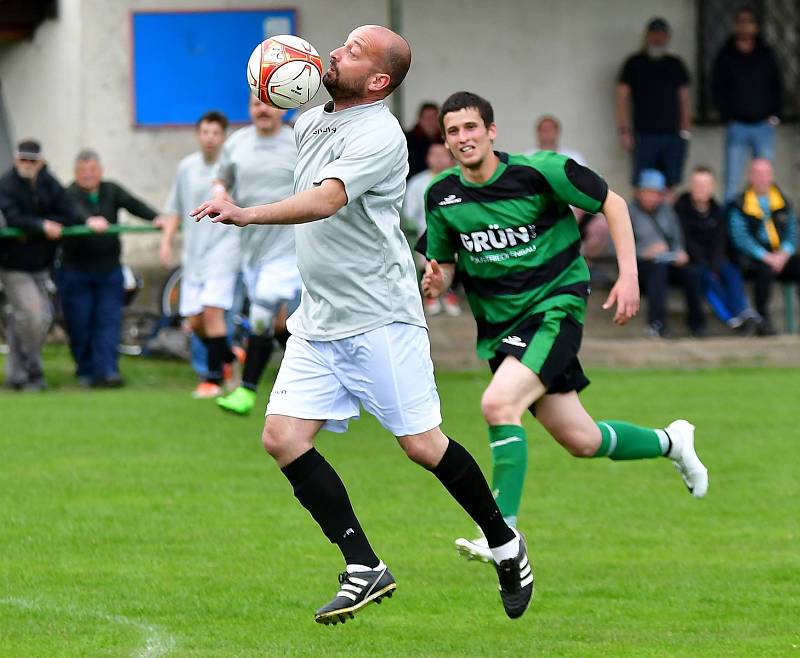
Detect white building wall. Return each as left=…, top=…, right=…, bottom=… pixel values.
left=0, top=0, right=797, bottom=265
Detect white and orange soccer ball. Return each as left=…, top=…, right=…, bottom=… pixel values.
left=246, top=35, right=323, bottom=109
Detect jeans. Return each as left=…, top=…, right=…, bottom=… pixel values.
left=632, top=133, right=688, bottom=187
left=723, top=121, right=775, bottom=202
left=700, top=262, right=751, bottom=324
left=0, top=269, right=52, bottom=386
left=57, top=267, right=124, bottom=381
left=639, top=260, right=705, bottom=333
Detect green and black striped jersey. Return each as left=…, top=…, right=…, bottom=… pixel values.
left=424, top=151, right=608, bottom=359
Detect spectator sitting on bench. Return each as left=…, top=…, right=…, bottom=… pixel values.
left=629, top=168, right=705, bottom=338
left=675, top=165, right=759, bottom=334
left=729, top=158, right=799, bottom=336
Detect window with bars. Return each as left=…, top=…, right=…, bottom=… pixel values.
left=696, top=0, right=799, bottom=123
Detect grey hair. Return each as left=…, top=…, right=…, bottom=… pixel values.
left=75, top=149, right=100, bottom=164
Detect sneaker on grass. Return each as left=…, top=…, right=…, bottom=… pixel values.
left=217, top=386, right=257, bottom=415
left=665, top=419, right=708, bottom=498
left=315, top=562, right=396, bottom=626
left=192, top=382, right=222, bottom=399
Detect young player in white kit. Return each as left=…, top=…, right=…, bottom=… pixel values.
left=193, top=26, right=533, bottom=625
left=160, top=111, right=241, bottom=398
left=214, top=96, right=301, bottom=415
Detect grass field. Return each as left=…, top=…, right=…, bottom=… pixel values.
left=1, top=347, right=798, bottom=657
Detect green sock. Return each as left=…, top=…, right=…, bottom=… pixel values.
left=594, top=420, right=669, bottom=460
left=488, top=425, right=528, bottom=526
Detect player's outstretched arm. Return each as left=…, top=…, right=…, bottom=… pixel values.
left=600, top=190, right=640, bottom=325
left=191, top=179, right=347, bottom=227
left=421, top=259, right=455, bottom=299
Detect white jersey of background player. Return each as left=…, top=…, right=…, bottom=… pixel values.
left=160, top=111, right=241, bottom=398
left=212, top=97, right=300, bottom=415
left=192, top=25, right=531, bottom=625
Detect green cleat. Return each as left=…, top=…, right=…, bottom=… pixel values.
left=217, top=386, right=257, bottom=416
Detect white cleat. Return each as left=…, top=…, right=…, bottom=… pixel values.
left=665, top=420, right=708, bottom=498
left=455, top=535, right=493, bottom=562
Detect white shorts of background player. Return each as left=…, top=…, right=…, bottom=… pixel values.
left=179, top=272, right=238, bottom=318
left=266, top=322, right=442, bottom=437
left=243, top=256, right=303, bottom=333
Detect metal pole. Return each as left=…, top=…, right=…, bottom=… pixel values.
left=389, top=0, right=405, bottom=126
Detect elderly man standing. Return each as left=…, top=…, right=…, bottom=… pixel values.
left=0, top=140, right=82, bottom=390
left=62, top=149, right=166, bottom=387
left=616, top=18, right=692, bottom=190
left=729, top=159, right=799, bottom=335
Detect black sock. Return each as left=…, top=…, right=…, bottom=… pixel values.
left=429, top=438, right=514, bottom=548
left=281, top=448, right=379, bottom=568
left=241, top=334, right=274, bottom=391
left=203, top=336, right=228, bottom=384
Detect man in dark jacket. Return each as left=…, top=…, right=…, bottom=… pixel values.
left=0, top=140, right=83, bottom=390
left=711, top=7, right=783, bottom=201
left=675, top=166, right=757, bottom=333
left=62, top=149, right=166, bottom=386
left=728, top=159, right=799, bottom=335
left=404, top=102, right=443, bottom=178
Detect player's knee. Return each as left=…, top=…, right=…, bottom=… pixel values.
left=480, top=392, right=513, bottom=425
left=554, top=427, right=598, bottom=458
left=398, top=431, right=444, bottom=468
left=261, top=422, right=290, bottom=458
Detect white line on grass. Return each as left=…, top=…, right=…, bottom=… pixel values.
left=0, top=596, right=177, bottom=658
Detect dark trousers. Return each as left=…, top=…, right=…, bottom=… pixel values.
left=632, top=133, right=688, bottom=187
left=751, top=254, right=800, bottom=320
left=639, top=260, right=705, bottom=333
left=57, top=267, right=124, bottom=381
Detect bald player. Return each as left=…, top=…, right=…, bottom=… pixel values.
left=193, top=25, right=533, bottom=625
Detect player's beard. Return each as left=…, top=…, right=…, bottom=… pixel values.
left=323, top=64, right=370, bottom=103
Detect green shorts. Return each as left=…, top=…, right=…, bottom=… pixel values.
left=487, top=309, right=590, bottom=395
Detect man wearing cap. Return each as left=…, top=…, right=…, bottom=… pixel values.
left=0, top=140, right=83, bottom=390
left=616, top=18, right=692, bottom=190
left=629, top=169, right=705, bottom=338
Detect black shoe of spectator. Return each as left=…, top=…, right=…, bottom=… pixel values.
left=92, top=374, right=125, bottom=388
left=647, top=323, right=670, bottom=339
left=77, top=376, right=93, bottom=388
left=690, top=327, right=707, bottom=339
left=736, top=317, right=759, bottom=337
left=756, top=319, right=777, bottom=337
left=23, top=378, right=48, bottom=392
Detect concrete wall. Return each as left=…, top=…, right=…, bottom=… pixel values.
left=0, top=0, right=797, bottom=265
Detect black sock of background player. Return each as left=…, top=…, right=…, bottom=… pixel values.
left=241, top=334, right=274, bottom=391
left=282, top=448, right=380, bottom=568
left=429, top=438, right=515, bottom=548
left=203, top=336, right=229, bottom=385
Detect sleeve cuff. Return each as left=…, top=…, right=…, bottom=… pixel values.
left=781, top=244, right=796, bottom=256
left=754, top=246, right=768, bottom=260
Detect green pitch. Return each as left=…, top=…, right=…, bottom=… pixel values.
left=1, top=348, right=798, bottom=657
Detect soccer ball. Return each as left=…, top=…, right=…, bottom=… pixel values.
left=247, top=35, right=323, bottom=109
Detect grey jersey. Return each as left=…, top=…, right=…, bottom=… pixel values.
left=288, top=100, right=426, bottom=341
left=217, top=124, right=297, bottom=268
left=165, top=151, right=240, bottom=282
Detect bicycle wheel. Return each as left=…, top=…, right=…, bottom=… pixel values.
left=160, top=266, right=183, bottom=326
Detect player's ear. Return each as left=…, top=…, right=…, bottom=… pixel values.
left=368, top=72, right=391, bottom=92
left=487, top=122, right=497, bottom=141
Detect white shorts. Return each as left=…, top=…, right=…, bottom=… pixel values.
left=266, top=322, right=442, bottom=436
left=243, top=256, right=302, bottom=308
left=179, top=273, right=238, bottom=317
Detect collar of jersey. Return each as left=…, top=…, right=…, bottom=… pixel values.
left=458, top=151, right=508, bottom=188
left=322, top=99, right=385, bottom=117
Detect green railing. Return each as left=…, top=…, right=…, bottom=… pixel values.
left=0, top=225, right=159, bottom=239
